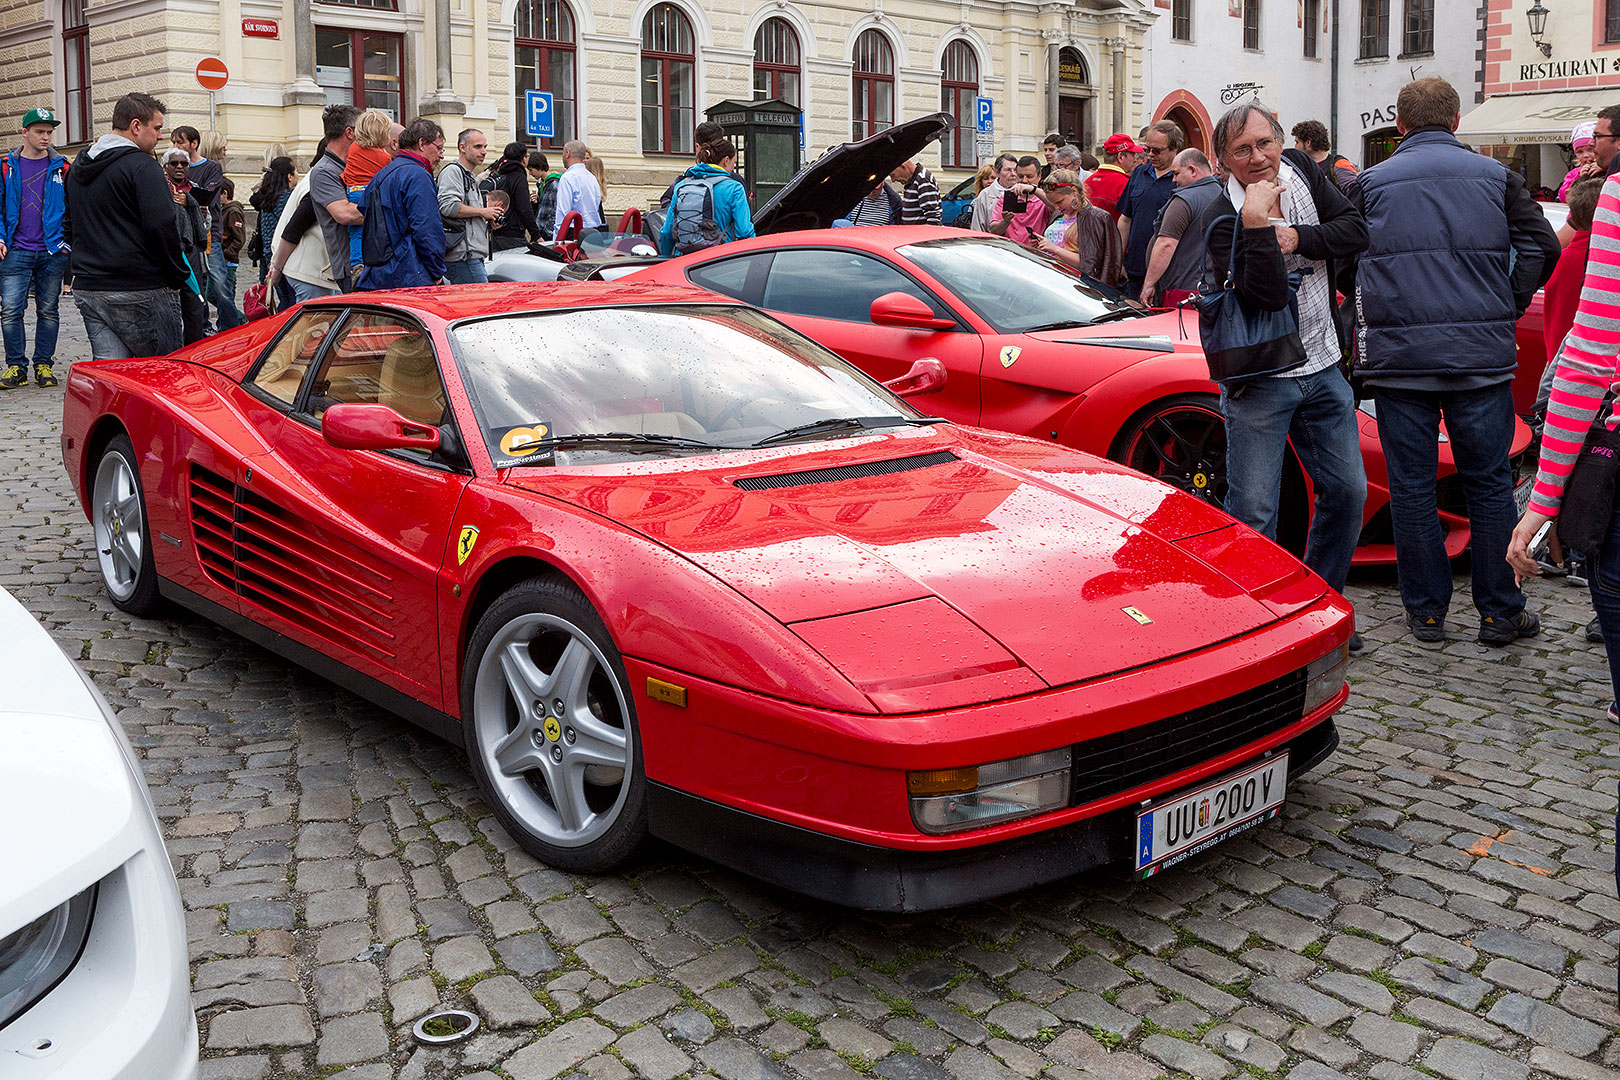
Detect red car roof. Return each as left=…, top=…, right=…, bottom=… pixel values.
left=297, top=280, right=717, bottom=323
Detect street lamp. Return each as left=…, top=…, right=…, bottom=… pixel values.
left=1526, top=0, right=1552, bottom=57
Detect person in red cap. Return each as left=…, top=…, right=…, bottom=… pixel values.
left=1084, top=134, right=1142, bottom=226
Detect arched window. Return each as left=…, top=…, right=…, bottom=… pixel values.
left=939, top=40, right=978, bottom=169
left=514, top=0, right=576, bottom=147
left=851, top=29, right=894, bottom=141
left=641, top=3, right=695, bottom=155
left=63, top=0, right=89, bottom=144
left=753, top=18, right=801, bottom=107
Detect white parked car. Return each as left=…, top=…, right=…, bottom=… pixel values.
left=0, top=587, right=197, bottom=1079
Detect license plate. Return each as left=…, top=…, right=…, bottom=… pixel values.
left=1134, top=754, right=1288, bottom=877
left=1515, top=475, right=1533, bottom=517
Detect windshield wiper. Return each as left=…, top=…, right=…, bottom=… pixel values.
left=1090, top=307, right=1146, bottom=324
left=506, top=431, right=717, bottom=455
left=1022, top=319, right=1093, bottom=333
left=752, top=415, right=941, bottom=447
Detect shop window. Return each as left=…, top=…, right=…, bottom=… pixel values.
left=1243, top=0, right=1261, bottom=49
left=316, top=29, right=404, bottom=118
left=1364, top=127, right=1400, bottom=166
left=1172, top=0, right=1192, bottom=41
left=62, top=0, right=89, bottom=144
left=852, top=29, right=894, bottom=141
left=515, top=0, right=576, bottom=147
left=753, top=18, right=801, bottom=107
left=1360, top=0, right=1389, bottom=57
left=939, top=41, right=979, bottom=169
left=1610, top=0, right=1620, bottom=42
left=1402, top=0, right=1433, bottom=54
left=641, top=3, right=695, bottom=155
left=1304, top=0, right=1320, bottom=56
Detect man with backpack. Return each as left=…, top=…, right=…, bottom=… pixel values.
left=438, top=128, right=502, bottom=283
left=1291, top=120, right=1359, bottom=194
left=0, top=108, right=71, bottom=389
left=658, top=139, right=753, bottom=256
left=359, top=118, right=447, bottom=290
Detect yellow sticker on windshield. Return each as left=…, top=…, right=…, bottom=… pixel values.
left=499, top=423, right=551, bottom=457
left=999, top=346, right=1022, bottom=368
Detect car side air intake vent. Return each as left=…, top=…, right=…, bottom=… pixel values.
left=734, top=450, right=958, bottom=491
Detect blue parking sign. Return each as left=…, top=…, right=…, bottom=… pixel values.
left=525, top=90, right=554, bottom=139
left=975, top=96, right=993, bottom=134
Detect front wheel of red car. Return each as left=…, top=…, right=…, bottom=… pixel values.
left=461, top=577, right=647, bottom=873
left=91, top=434, right=161, bottom=616
left=1114, top=394, right=1231, bottom=508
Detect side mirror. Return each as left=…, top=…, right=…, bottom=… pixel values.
left=869, top=291, right=957, bottom=331
left=882, top=357, right=947, bottom=397
left=323, top=403, right=442, bottom=452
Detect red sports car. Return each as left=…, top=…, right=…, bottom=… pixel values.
left=637, top=228, right=1535, bottom=563
left=63, top=284, right=1351, bottom=910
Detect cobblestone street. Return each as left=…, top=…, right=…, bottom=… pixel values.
left=6, top=304, right=1620, bottom=1080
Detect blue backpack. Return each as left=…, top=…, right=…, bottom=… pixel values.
left=670, top=175, right=726, bottom=254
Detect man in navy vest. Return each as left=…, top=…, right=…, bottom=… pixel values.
left=1352, top=77, right=1558, bottom=645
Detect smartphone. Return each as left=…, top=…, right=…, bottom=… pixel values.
left=1530, top=519, right=1554, bottom=551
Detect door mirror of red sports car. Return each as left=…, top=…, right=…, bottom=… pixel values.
left=322, top=403, right=442, bottom=453
left=869, top=291, right=956, bottom=331
left=882, top=357, right=947, bottom=398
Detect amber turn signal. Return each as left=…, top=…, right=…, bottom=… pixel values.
left=645, top=678, right=687, bottom=708
left=907, top=766, right=979, bottom=796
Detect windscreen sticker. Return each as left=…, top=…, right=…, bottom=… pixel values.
left=494, top=423, right=554, bottom=466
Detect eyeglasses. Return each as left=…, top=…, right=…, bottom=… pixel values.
left=1596, top=128, right=1618, bottom=142
left=1147, top=144, right=1173, bottom=154
left=1227, top=136, right=1279, bottom=161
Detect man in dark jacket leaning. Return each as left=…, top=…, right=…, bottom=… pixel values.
left=360, top=118, right=447, bottom=290
left=1352, top=77, right=1558, bottom=646
left=64, top=92, right=187, bottom=360
left=1198, top=100, right=1370, bottom=648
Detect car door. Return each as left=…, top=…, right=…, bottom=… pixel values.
left=689, top=247, right=985, bottom=426
left=235, top=309, right=471, bottom=711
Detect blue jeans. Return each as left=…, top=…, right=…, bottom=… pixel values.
left=208, top=237, right=242, bottom=329
left=442, top=259, right=488, bottom=284
left=0, top=247, right=69, bottom=370
left=1373, top=382, right=1524, bottom=621
left=288, top=278, right=338, bottom=303
left=1219, top=367, right=1367, bottom=593
left=74, top=288, right=183, bottom=361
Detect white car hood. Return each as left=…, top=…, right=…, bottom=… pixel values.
left=0, top=589, right=145, bottom=935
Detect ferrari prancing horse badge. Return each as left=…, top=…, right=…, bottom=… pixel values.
left=999, top=346, right=1022, bottom=368
left=457, top=526, right=479, bottom=565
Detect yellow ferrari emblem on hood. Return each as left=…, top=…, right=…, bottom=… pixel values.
left=457, top=526, right=479, bottom=566
left=999, top=346, right=1022, bottom=368
left=1122, top=606, right=1153, bottom=625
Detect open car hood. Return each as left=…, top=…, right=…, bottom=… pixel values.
left=752, top=112, right=954, bottom=235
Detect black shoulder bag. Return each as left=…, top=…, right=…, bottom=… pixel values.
left=1555, top=408, right=1620, bottom=556
left=1190, top=216, right=1309, bottom=385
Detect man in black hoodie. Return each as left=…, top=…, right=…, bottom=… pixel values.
left=64, top=92, right=187, bottom=360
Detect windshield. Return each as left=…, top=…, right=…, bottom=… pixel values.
left=450, top=305, right=921, bottom=465
left=899, top=236, right=1135, bottom=334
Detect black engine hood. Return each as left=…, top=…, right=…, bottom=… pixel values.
left=752, top=112, right=954, bottom=235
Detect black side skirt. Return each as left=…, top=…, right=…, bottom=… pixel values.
left=648, top=719, right=1339, bottom=913
left=158, top=580, right=463, bottom=747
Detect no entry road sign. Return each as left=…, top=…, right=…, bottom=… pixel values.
left=195, top=57, right=229, bottom=92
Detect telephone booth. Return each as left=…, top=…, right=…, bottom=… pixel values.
left=704, top=98, right=803, bottom=211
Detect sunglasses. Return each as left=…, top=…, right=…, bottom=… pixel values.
left=1039, top=181, right=1076, bottom=191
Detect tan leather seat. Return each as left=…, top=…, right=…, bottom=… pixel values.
left=377, top=335, right=445, bottom=427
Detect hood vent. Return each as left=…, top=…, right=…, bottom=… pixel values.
left=734, top=450, right=958, bottom=491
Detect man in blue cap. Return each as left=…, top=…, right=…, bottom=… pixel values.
left=0, top=107, right=70, bottom=388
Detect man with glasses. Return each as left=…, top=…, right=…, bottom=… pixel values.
left=1116, top=120, right=1183, bottom=298
left=1353, top=77, right=1557, bottom=645
left=1196, top=101, right=1370, bottom=649
left=359, top=118, right=448, bottom=290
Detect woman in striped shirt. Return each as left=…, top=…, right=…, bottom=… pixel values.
left=1507, top=174, right=1620, bottom=709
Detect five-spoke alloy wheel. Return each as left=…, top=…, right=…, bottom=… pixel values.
left=462, top=577, right=647, bottom=871
left=92, top=434, right=160, bottom=615
left=1115, top=394, right=1230, bottom=509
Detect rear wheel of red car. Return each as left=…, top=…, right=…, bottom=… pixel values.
left=1114, top=395, right=1231, bottom=509
left=91, top=434, right=161, bottom=616
left=461, top=577, right=647, bottom=872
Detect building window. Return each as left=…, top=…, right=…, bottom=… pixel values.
left=1304, top=0, right=1319, bottom=56
left=939, top=41, right=979, bottom=169
left=641, top=3, right=695, bottom=155
left=316, top=29, right=404, bottom=118
left=1172, top=0, right=1193, bottom=41
left=1401, top=0, right=1433, bottom=54
left=852, top=29, right=894, bottom=141
left=1243, top=0, right=1261, bottom=48
left=62, top=0, right=89, bottom=144
left=320, top=0, right=398, bottom=8
left=514, top=0, right=575, bottom=147
left=1360, top=0, right=1389, bottom=56
left=753, top=18, right=801, bottom=107
left=1610, top=0, right=1620, bottom=42
left=1364, top=127, right=1400, bottom=165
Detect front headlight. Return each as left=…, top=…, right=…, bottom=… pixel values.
left=0, top=884, right=96, bottom=1030
left=1302, top=642, right=1350, bottom=716
left=908, top=749, right=1072, bottom=835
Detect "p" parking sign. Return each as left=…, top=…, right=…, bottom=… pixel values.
left=525, top=90, right=554, bottom=139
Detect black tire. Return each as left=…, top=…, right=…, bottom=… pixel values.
left=91, top=434, right=161, bottom=615
left=460, top=576, right=647, bottom=872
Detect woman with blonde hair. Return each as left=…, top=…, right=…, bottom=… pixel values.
left=974, top=160, right=996, bottom=193
left=584, top=155, right=608, bottom=223
left=262, top=143, right=287, bottom=169
left=1031, top=169, right=1121, bottom=284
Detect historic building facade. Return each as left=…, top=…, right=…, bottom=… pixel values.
left=3, top=0, right=1156, bottom=208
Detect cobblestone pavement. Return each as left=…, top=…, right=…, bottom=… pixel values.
left=6, top=304, right=1620, bottom=1080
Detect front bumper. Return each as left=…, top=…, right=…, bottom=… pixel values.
left=650, top=718, right=1338, bottom=911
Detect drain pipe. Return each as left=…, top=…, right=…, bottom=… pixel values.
left=1330, top=0, right=1341, bottom=152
